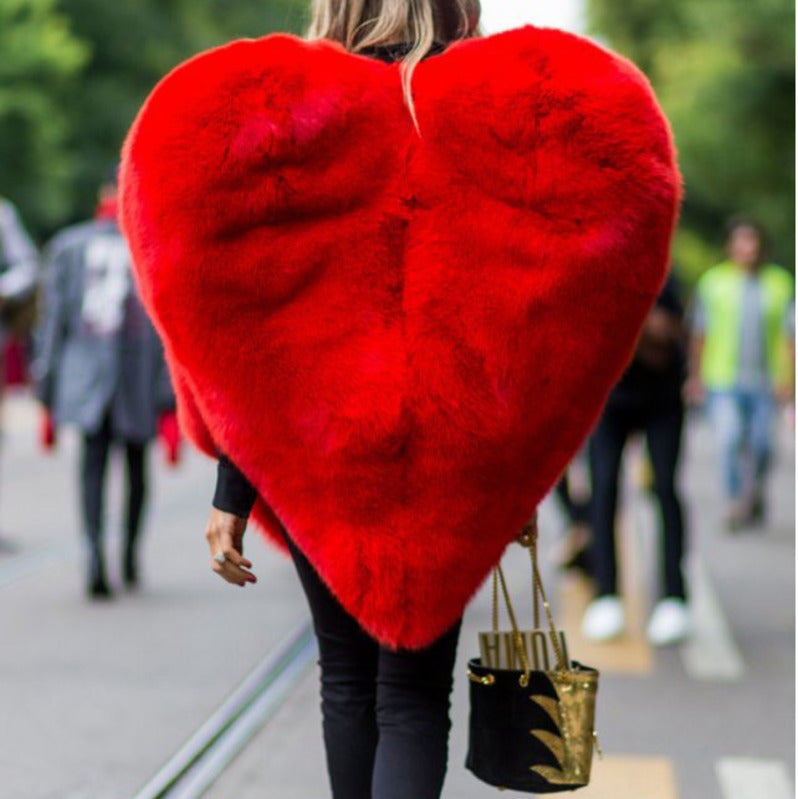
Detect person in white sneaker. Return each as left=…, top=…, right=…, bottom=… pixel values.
left=646, top=596, right=691, bottom=646
left=582, top=595, right=626, bottom=642
left=582, top=276, right=691, bottom=646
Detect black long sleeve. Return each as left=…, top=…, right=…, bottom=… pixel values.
left=213, top=453, right=257, bottom=518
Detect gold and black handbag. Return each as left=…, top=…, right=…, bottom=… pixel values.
left=465, top=516, right=601, bottom=793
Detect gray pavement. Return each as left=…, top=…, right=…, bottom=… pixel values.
left=0, top=391, right=794, bottom=799
left=0, top=392, right=308, bottom=798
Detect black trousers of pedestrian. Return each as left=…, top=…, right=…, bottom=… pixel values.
left=588, top=402, right=686, bottom=600
left=81, top=414, right=148, bottom=554
left=283, top=532, right=462, bottom=799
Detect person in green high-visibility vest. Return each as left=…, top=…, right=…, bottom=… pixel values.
left=686, top=216, right=794, bottom=529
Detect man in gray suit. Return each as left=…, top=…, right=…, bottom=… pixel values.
left=33, top=173, right=179, bottom=598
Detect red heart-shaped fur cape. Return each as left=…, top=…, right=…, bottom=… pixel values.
left=120, top=26, right=681, bottom=648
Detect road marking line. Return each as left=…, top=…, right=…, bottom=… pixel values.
left=681, top=555, right=745, bottom=681
left=579, top=755, right=678, bottom=798
left=717, top=757, right=793, bottom=799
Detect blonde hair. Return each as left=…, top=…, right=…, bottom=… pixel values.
left=306, top=0, right=482, bottom=130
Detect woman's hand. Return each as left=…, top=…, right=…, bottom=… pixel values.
left=205, top=507, right=257, bottom=586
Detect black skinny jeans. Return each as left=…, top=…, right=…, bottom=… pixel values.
left=282, top=532, right=462, bottom=799
left=588, top=402, right=687, bottom=600
left=81, top=413, right=148, bottom=553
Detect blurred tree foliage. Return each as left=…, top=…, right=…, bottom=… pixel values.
left=5, top=0, right=794, bottom=275
left=0, top=0, right=88, bottom=232
left=588, top=0, right=795, bottom=283
left=1, top=0, right=308, bottom=239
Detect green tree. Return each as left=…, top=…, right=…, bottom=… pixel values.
left=588, top=0, right=795, bottom=282
left=1, top=0, right=308, bottom=239
left=57, top=0, right=309, bottom=230
left=0, top=0, right=88, bottom=231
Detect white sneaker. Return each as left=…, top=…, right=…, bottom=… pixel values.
left=646, top=598, right=691, bottom=646
left=581, top=596, right=625, bottom=642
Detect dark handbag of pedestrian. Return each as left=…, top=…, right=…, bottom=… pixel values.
left=465, top=516, right=601, bottom=793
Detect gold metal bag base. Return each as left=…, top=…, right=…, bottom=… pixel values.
left=465, top=514, right=601, bottom=793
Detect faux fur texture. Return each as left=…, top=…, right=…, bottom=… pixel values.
left=120, top=26, right=681, bottom=649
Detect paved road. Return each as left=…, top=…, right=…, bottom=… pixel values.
left=0, top=391, right=793, bottom=798
left=0, top=392, right=310, bottom=799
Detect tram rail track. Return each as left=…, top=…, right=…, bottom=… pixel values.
left=133, top=622, right=317, bottom=799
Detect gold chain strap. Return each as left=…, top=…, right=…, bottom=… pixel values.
left=495, top=564, right=531, bottom=686
left=528, top=525, right=568, bottom=672
left=523, top=515, right=541, bottom=629
left=492, top=510, right=570, bottom=675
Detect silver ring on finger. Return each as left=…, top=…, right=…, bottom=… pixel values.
left=213, top=552, right=227, bottom=565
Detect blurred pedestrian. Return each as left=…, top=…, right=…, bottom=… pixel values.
left=685, top=217, right=794, bottom=529
left=0, top=198, right=39, bottom=338
left=32, top=171, right=180, bottom=598
left=0, top=197, right=40, bottom=542
left=784, top=297, right=796, bottom=429
left=553, top=470, right=592, bottom=577
left=582, top=275, right=690, bottom=645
